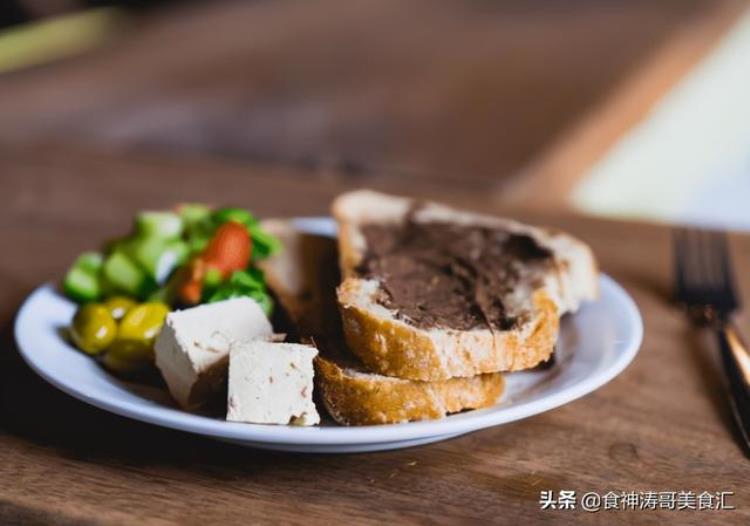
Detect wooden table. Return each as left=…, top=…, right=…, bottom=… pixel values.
left=2, top=0, right=750, bottom=523
left=1, top=146, right=749, bottom=525
left=0, top=0, right=743, bottom=205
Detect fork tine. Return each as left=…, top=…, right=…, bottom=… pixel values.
left=672, top=226, right=741, bottom=319
left=674, top=227, right=699, bottom=304
left=711, top=230, right=740, bottom=310
left=685, top=227, right=705, bottom=301
left=687, top=228, right=703, bottom=295
left=672, top=228, right=689, bottom=301
left=698, top=229, right=715, bottom=291
left=672, top=228, right=750, bottom=451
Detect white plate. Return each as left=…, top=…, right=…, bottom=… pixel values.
left=14, top=217, right=643, bottom=453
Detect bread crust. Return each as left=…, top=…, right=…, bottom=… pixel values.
left=259, top=219, right=505, bottom=425
left=339, top=283, right=559, bottom=381
left=333, top=190, right=598, bottom=381
left=315, top=356, right=504, bottom=425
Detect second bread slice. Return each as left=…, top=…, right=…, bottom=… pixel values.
left=258, top=219, right=504, bottom=425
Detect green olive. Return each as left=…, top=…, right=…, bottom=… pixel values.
left=101, top=352, right=147, bottom=374
left=70, top=304, right=117, bottom=355
left=103, top=296, right=137, bottom=321
left=109, top=303, right=169, bottom=362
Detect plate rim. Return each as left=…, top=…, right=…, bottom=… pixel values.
left=14, top=217, right=644, bottom=447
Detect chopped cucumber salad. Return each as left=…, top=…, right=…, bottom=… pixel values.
left=63, top=205, right=280, bottom=315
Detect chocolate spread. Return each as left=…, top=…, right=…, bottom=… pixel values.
left=356, top=220, right=553, bottom=331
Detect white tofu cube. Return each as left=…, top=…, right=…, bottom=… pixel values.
left=154, top=298, right=273, bottom=409
left=227, top=341, right=319, bottom=426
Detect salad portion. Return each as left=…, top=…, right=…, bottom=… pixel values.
left=64, top=205, right=280, bottom=373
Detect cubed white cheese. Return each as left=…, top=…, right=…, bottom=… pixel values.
left=154, top=297, right=273, bottom=409
left=227, top=341, right=319, bottom=426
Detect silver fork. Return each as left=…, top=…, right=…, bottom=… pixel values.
left=673, top=228, right=750, bottom=453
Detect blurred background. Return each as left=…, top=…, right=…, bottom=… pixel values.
left=1, top=0, right=748, bottom=229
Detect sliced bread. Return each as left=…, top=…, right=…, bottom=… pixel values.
left=333, top=190, right=599, bottom=381
left=258, top=219, right=504, bottom=425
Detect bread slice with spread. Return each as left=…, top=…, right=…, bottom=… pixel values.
left=333, top=190, right=599, bottom=381
left=257, top=220, right=504, bottom=425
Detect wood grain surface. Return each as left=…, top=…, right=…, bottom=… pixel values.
left=0, top=0, right=730, bottom=195
left=1, top=145, right=749, bottom=525
left=2, top=0, right=749, bottom=523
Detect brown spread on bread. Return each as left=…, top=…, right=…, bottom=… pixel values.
left=356, top=220, right=553, bottom=331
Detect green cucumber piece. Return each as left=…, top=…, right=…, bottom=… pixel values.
left=166, top=239, right=189, bottom=266
left=136, top=211, right=183, bottom=239
left=178, top=204, right=211, bottom=231
left=63, top=267, right=102, bottom=303
left=153, top=240, right=189, bottom=284
left=74, top=252, right=104, bottom=274
left=102, top=252, right=150, bottom=298
left=62, top=252, right=104, bottom=302
left=123, top=237, right=164, bottom=280
left=124, top=237, right=189, bottom=284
